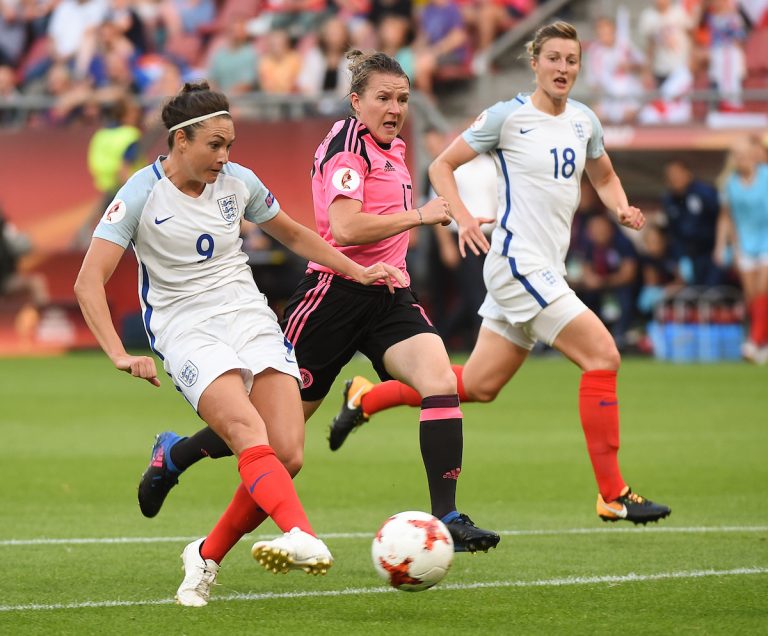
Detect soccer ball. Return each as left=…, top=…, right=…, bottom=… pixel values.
left=371, top=510, right=454, bottom=592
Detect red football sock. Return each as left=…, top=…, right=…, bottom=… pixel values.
left=451, top=364, right=470, bottom=402
left=238, top=445, right=314, bottom=536
left=750, top=294, right=768, bottom=346
left=201, top=484, right=268, bottom=563
left=361, top=365, right=471, bottom=416
left=578, top=370, right=626, bottom=502
left=362, top=380, right=420, bottom=415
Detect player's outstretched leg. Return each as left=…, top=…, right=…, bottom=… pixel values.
left=138, top=431, right=183, bottom=518
left=328, top=376, right=374, bottom=450
left=597, top=487, right=671, bottom=525
left=138, top=428, right=232, bottom=518
left=329, top=365, right=471, bottom=451
left=251, top=527, right=334, bottom=575
left=176, top=538, right=220, bottom=607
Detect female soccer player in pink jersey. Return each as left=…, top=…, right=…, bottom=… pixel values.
left=137, top=52, right=500, bottom=554
left=329, top=23, right=672, bottom=526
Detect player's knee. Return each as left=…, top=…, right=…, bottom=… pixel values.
left=280, top=449, right=304, bottom=477
left=467, top=383, right=500, bottom=403
left=584, top=341, right=621, bottom=371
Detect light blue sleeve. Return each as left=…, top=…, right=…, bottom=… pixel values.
left=571, top=100, right=605, bottom=159
left=461, top=98, right=524, bottom=154
left=225, top=162, right=281, bottom=224
left=92, top=166, right=155, bottom=248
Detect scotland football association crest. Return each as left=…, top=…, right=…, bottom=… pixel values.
left=178, top=360, right=199, bottom=387
left=217, top=194, right=239, bottom=224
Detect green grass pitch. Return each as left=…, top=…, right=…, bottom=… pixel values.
left=1, top=352, right=767, bottom=634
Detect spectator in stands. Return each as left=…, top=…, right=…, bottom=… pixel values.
left=377, top=14, right=415, bottom=79
left=662, top=159, right=724, bottom=287
left=75, top=95, right=143, bottom=247
left=637, top=0, right=695, bottom=124
left=715, top=135, right=768, bottom=364
left=258, top=28, right=302, bottom=94
left=576, top=213, right=640, bottom=349
left=38, top=61, right=92, bottom=125
left=207, top=15, right=258, bottom=96
left=462, top=0, right=535, bottom=74
left=638, top=0, right=693, bottom=88
left=0, top=0, right=28, bottom=67
left=159, top=0, right=215, bottom=38
left=585, top=14, right=646, bottom=124
left=246, top=0, right=328, bottom=40
left=567, top=177, right=605, bottom=283
left=297, top=16, right=351, bottom=98
left=48, top=0, right=109, bottom=77
left=431, top=149, right=496, bottom=351
left=705, top=0, right=747, bottom=111
left=368, top=0, right=411, bottom=27
left=413, top=0, right=471, bottom=97
left=0, top=64, right=23, bottom=126
left=105, top=0, right=149, bottom=55
left=637, top=222, right=684, bottom=319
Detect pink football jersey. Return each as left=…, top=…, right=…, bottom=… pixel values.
left=308, top=117, right=413, bottom=287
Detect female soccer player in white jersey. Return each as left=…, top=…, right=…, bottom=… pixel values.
left=329, top=22, right=672, bottom=525
left=74, top=81, right=406, bottom=606
left=135, top=52, right=500, bottom=554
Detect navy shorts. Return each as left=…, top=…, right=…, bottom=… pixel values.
left=280, top=271, right=438, bottom=401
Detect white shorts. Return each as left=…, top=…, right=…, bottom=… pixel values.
left=162, top=303, right=301, bottom=411
left=737, top=251, right=768, bottom=272
left=479, top=251, right=587, bottom=350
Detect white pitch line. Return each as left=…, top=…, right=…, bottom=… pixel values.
left=2, top=525, right=767, bottom=547
left=0, top=567, right=766, bottom=613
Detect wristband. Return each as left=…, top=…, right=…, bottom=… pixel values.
left=415, top=208, right=423, bottom=225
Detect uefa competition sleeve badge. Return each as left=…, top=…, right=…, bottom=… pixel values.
left=102, top=200, right=126, bottom=224
left=217, top=194, right=239, bottom=225
left=332, top=167, right=360, bottom=192
left=470, top=110, right=488, bottom=131
left=178, top=360, right=199, bottom=387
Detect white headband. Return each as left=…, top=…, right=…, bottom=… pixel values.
left=168, top=110, right=230, bottom=132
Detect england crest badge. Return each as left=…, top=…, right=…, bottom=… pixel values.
left=217, top=194, right=239, bottom=224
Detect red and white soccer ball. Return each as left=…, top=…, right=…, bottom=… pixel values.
left=371, top=510, right=454, bottom=592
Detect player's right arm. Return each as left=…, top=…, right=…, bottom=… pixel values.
left=74, top=239, right=160, bottom=386
left=328, top=196, right=450, bottom=246
left=429, top=136, right=490, bottom=257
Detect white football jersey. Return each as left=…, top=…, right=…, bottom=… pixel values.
left=93, top=157, right=280, bottom=358
left=462, top=93, right=605, bottom=276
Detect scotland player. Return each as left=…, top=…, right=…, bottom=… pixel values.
left=75, top=81, right=404, bottom=606
left=330, top=22, right=672, bottom=525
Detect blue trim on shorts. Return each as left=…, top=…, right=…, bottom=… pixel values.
left=139, top=261, right=164, bottom=360
left=496, top=149, right=514, bottom=255
left=507, top=258, right=548, bottom=308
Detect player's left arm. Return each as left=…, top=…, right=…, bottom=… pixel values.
left=259, top=209, right=406, bottom=291
left=585, top=153, right=645, bottom=231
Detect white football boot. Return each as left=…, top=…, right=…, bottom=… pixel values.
left=175, top=538, right=220, bottom=607
left=251, top=527, right=333, bottom=575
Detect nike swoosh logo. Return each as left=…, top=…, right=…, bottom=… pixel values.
left=599, top=400, right=618, bottom=407
left=520, top=128, right=535, bottom=134
left=154, top=216, right=174, bottom=225
left=598, top=501, right=628, bottom=518
left=248, top=471, right=273, bottom=493
left=347, top=385, right=367, bottom=410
